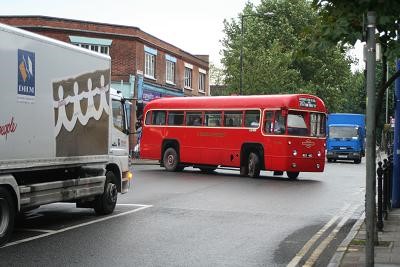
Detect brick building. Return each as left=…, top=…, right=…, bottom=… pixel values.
left=0, top=15, right=210, bottom=152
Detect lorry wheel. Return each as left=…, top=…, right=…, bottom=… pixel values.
left=163, top=147, right=179, bottom=172
left=94, top=171, right=118, bottom=215
left=248, top=152, right=261, bottom=178
left=0, top=187, right=15, bottom=247
left=287, top=171, right=300, bottom=180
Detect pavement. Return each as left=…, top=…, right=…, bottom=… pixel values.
left=331, top=208, right=400, bottom=267
left=130, top=157, right=400, bottom=266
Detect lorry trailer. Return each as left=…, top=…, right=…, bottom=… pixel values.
left=0, top=23, right=131, bottom=246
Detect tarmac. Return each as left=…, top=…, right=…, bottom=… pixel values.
left=130, top=157, right=400, bottom=266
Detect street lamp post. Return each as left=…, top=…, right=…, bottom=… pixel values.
left=239, top=12, right=274, bottom=95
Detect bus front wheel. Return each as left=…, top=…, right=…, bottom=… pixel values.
left=163, top=147, right=179, bottom=172
left=248, top=152, right=261, bottom=178
left=287, top=171, right=299, bottom=180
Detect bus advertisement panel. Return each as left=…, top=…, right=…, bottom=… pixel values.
left=140, top=94, right=327, bottom=179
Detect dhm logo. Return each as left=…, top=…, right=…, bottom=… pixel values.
left=17, top=49, right=35, bottom=96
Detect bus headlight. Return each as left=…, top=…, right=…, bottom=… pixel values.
left=317, top=151, right=321, bottom=157
left=292, top=150, right=297, bottom=156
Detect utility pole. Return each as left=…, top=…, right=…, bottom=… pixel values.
left=386, top=63, right=389, bottom=123
left=239, top=16, right=244, bottom=95
left=365, top=11, right=377, bottom=267
left=392, top=59, right=400, bottom=207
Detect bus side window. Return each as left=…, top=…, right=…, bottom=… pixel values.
left=263, top=111, right=274, bottom=134
left=186, top=112, right=203, bottom=126
left=245, top=110, right=260, bottom=128
left=273, top=112, right=286, bottom=134
left=168, top=111, right=184, bottom=126
left=152, top=111, right=166, bottom=125
left=224, top=111, right=242, bottom=127
left=310, top=113, right=326, bottom=137
left=205, top=111, right=221, bottom=127
left=145, top=111, right=152, bottom=125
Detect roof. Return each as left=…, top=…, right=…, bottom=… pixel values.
left=144, top=94, right=327, bottom=112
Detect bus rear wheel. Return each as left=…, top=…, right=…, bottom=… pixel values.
left=287, top=171, right=299, bottom=180
left=163, top=147, right=179, bottom=172
left=248, top=152, right=261, bottom=178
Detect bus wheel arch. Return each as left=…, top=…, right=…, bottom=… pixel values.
left=161, top=140, right=181, bottom=172
left=240, top=143, right=264, bottom=178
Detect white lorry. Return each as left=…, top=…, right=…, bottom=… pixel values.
left=0, top=23, right=132, bottom=246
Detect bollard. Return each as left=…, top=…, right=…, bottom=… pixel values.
left=377, top=161, right=384, bottom=231
left=388, top=154, right=393, bottom=208
left=383, top=159, right=389, bottom=220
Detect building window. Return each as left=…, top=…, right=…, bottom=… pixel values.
left=145, top=52, right=156, bottom=79
left=100, top=46, right=109, bottom=54
left=70, top=36, right=112, bottom=55
left=166, top=60, right=175, bottom=84
left=74, top=43, right=109, bottom=55
left=198, top=72, right=206, bottom=92
left=184, top=67, right=192, bottom=89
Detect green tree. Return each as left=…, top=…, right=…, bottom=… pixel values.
left=312, top=0, right=400, bottom=120
left=220, top=0, right=359, bottom=112
left=209, top=63, right=225, bottom=86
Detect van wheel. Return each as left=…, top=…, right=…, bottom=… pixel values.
left=248, top=152, right=261, bottom=178
left=287, top=171, right=299, bottom=180
left=0, top=187, right=16, bottom=247
left=94, top=171, right=118, bottom=215
left=163, top=147, right=179, bottom=172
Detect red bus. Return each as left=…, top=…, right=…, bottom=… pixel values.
left=140, top=94, right=327, bottom=179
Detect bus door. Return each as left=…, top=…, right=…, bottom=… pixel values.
left=180, top=111, right=205, bottom=163
left=262, top=109, right=288, bottom=170
left=199, top=111, right=224, bottom=165
left=142, top=110, right=166, bottom=159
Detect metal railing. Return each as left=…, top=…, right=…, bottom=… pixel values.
left=376, top=155, right=393, bottom=231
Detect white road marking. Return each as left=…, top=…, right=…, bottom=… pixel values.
left=4, top=204, right=152, bottom=248
left=14, top=228, right=56, bottom=233
left=287, top=204, right=351, bottom=267
left=115, top=203, right=151, bottom=207
left=302, top=203, right=361, bottom=267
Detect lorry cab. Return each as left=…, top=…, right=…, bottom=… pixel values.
left=326, top=113, right=366, bottom=164
left=109, top=88, right=131, bottom=194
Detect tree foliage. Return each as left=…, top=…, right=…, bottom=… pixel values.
left=220, top=0, right=362, bottom=112
left=312, top=0, right=400, bottom=122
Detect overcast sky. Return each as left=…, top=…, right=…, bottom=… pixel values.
left=2, top=0, right=262, bottom=66
left=2, top=0, right=363, bottom=70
